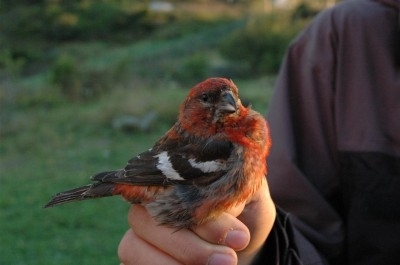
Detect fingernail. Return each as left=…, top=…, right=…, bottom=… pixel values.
left=225, top=230, right=249, bottom=250
left=208, top=253, right=236, bottom=265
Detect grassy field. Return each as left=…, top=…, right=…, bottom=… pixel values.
left=0, top=25, right=276, bottom=264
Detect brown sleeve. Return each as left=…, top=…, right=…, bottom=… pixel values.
left=266, top=4, right=344, bottom=262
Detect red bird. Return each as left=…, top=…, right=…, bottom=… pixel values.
left=45, top=77, right=271, bottom=228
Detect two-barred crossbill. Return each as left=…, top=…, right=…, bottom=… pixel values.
left=45, top=77, right=271, bottom=229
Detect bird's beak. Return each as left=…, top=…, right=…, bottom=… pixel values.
left=219, top=91, right=237, bottom=113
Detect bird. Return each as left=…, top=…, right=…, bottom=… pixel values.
left=45, top=77, right=271, bottom=228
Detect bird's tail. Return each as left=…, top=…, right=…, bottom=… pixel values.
left=44, top=182, right=115, bottom=208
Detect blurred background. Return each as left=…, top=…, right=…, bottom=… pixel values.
left=0, top=0, right=335, bottom=264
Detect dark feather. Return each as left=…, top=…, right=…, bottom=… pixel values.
left=125, top=149, right=163, bottom=178
left=44, top=183, right=115, bottom=208
left=198, top=138, right=233, bottom=162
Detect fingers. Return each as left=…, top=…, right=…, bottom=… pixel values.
left=124, top=205, right=238, bottom=265
left=193, top=178, right=276, bottom=265
left=118, top=229, right=181, bottom=265
left=192, top=212, right=250, bottom=251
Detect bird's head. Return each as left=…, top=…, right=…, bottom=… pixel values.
left=178, top=77, right=246, bottom=135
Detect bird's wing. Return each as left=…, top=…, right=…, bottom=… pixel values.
left=92, top=135, right=233, bottom=186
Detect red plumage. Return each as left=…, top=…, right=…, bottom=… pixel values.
left=45, top=77, right=271, bottom=228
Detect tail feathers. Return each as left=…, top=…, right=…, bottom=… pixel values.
left=44, top=182, right=115, bottom=208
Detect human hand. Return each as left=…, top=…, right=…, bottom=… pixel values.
left=118, top=177, right=276, bottom=265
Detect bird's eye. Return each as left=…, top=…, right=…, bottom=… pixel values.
left=201, top=93, right=209, bottom=102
